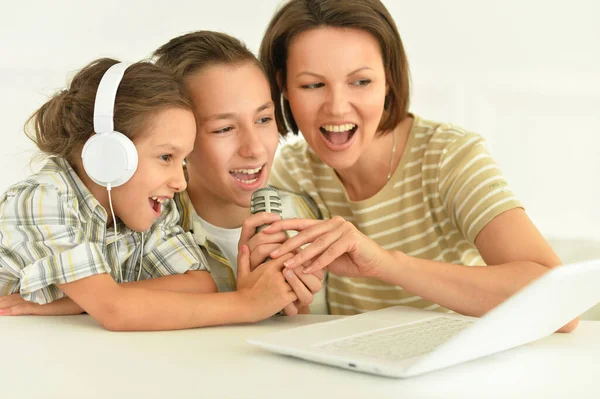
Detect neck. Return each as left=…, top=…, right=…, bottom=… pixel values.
left=186, top=184, right=250, bottom=229
left=336, top=116, right=413, bottom=201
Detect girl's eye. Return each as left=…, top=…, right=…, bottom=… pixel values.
left=256, top=116, right=273, bottom=125
left=160, top=154, right=172, bottom=162
left=213, top=126, right=234, bottom=134
left=300, top=82, right=324, bottom=89
left=352, top=79, right=371, bottom=87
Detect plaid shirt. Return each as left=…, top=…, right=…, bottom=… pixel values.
left=0, top=157, right=209, bottom=304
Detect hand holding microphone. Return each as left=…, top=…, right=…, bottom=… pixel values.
left=237, top=187, right=324, bottom=316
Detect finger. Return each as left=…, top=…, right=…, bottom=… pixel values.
left=302, top=234, right=354, bottom=273
left=293, top=269, right=322, bottom=294
left=262, top=252, right=295, bottom=272
left=282, top=303, right=298, bottom=316
left=250, top=243, right=281, bottom=270
left=0, top=294, right=28, bottom=309
left=262, top=218, right=323, bottom=234
left=247, top=231, right=288, bottom=252
left=239, top=213, right=282, bottom=251
left=278, top=227, right=345, bottom=269
left=236, top=245, right=251, bottom=279
left=269, top=218, right=345, bottom=259
left=283, top=269, right=314, bottom=307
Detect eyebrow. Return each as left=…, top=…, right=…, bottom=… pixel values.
left=202, top=101, right=274, bottom=122
left=156, top=143, right=180, bottom=152
left=295, top=67, right=373, bottom=79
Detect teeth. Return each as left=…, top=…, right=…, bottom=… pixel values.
left=322, top=124, right=356, bottom=133
left=230, top=166, right=262, bottom=174
left=234, top=177, right=258, bottom=184
left=151, top=196, right=167, bottom=204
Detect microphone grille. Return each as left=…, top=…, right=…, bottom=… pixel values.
left=250, top=187, right=282, bottom=215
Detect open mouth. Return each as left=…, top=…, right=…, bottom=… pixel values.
left=149, top=196, right=167, bottom=215
left=320, top=123, right=358, bottom=145
left=229, top=165, right=264, bottom=185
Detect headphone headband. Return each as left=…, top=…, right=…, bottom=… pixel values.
left=93, top=62, right=129, bottom=134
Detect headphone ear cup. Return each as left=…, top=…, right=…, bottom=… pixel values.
left=82, top=131, right=138, bottom=187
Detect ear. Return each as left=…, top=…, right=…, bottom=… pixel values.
left=276, top=70, right=287, bottom=99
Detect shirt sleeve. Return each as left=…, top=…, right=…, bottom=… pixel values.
left=0, top=184, right=111, bottom=304
left=140, top=198, right=210, bottom=278
left=438, top=132, right=523, bottom=244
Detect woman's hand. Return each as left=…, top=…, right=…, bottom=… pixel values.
left=265, top=216, right=395, bottom=278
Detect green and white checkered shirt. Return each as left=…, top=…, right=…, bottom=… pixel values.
left=0, top=157, right=209, bottom=304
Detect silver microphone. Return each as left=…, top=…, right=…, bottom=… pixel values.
left=250, top=187, right=282, bottom=233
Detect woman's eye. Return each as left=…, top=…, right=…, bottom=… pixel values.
left=213, top=126, right=234, bottom=134
left=300, top=82, right=324, bottom=89
left=352, top=79, right=371, bottom=87
left=256, top=116, right=273, bottom=125
left=160, top=154, right=173, bottom=162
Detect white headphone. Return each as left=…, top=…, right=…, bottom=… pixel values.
left=81, top=62, right=138, bottom=188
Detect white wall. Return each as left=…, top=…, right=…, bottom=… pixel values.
left=1, top=0, right=599, bottom=243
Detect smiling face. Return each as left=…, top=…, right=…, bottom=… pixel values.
left=109, top=107, right=196, bottom=232
left=184, top=61, right=279, bottom=214
left=284, top=26, right=388, bottom=171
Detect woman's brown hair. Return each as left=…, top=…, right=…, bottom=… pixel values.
left=25, top=58, right=192, bottom=165
left=259, top=0, right=411, bottom=136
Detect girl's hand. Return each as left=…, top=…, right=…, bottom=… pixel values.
left=265, top=216, right=394, bottom=278
left=0, top=294, right=84, bottom=316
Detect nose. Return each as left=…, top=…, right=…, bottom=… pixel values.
left=323, top=84, right=351, bottom=117
left=238, top=124, right=267, bottom=159
left=169, top=163, right=188, bottom=193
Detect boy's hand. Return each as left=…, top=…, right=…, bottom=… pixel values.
left=238, top=212, right=286, bottom=270
left=236, top=245, right=297, bottom=321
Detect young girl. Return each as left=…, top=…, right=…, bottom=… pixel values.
left=0, top=58, right=297, bottom=329
left=153, top=30, right=327, bottom=315
left=256, top=0, right=578, bottom=331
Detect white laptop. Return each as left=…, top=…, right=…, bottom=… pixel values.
left=248, top=258, right=600, bottom=378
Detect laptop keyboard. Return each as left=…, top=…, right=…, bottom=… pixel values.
left=317, top=317, right=474, bottom=361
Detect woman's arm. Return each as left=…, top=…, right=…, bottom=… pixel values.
left=263, top=211, right=579, bottom=332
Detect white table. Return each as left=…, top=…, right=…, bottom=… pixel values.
left=2, top=314, right=599, bottom=399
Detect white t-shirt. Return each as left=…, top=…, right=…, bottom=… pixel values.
left=197, top=216, right=242, bottom=276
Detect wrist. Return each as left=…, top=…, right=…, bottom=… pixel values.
left=233, top=289, right=259, bottom=323
left=373, top=250, right=408, bottom=285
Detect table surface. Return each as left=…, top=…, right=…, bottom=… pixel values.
left=2, top=314, right=599, bottom=399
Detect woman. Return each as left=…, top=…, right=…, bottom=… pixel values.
left=256, top=0, right=577, bottom=331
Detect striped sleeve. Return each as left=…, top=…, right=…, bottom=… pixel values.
left=438, top=132, right=522, bottom=243
left=141, top=198, right=210, bottom=278
left=0, top=184, right=111, bottom=304
left=270, top=142, right=310, bottom=194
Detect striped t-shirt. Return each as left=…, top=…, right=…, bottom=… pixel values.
left=270, top=115, right=522, bottom=315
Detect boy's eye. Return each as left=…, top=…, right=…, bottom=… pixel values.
left=213, top=126, right=234, bottom=134
left=352, top=79, right=371, bottom=87
left=300, top=82, right=324, bottom=90
left=256, top=116, right=273, bottom=125
left=160, top=154, right=172, bottom=162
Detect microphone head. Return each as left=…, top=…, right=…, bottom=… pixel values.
left=250, top=187, right=282, bottom=216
